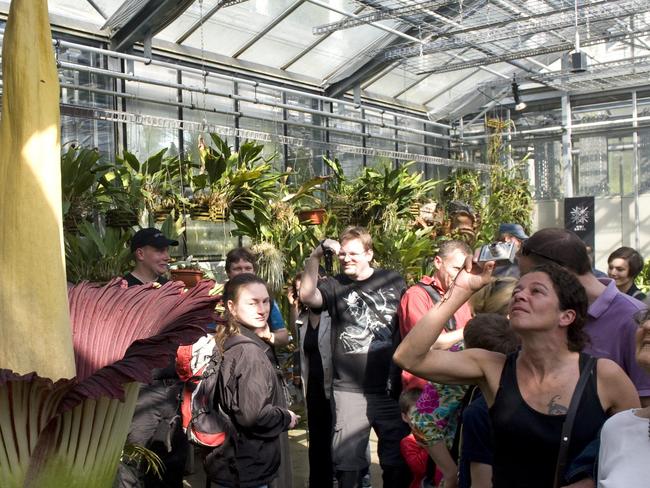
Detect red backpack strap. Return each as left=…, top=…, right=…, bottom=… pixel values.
left=176, top=344, right=195, bottom=382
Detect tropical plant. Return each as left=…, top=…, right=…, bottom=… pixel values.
left=61, top=143, right=115, bottom=230
left=370, top=207, right=436, bottom=285
left=353, top=161, right=440, bottom=226
left=191, top=134, right=281, bottom=222
left=64, top=221, right=134, bottom=283
left=480, top=158, right=533, bottom=244
left=0, top=3, right=218, bottom=487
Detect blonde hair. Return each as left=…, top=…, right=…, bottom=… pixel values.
left=470, top=276, right=517, bottom=315
left=339, top=226, right=373, bottom=251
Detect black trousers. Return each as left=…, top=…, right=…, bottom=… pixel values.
left=306, top=379, right=333, bottom=488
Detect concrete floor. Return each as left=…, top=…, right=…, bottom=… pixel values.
left=184, top=428, right=383, bottom=488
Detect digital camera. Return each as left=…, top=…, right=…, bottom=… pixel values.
left=477, top=241, right=516, bottom=264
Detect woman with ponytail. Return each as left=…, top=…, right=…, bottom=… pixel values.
left=207, top=273, right=299, bottom=488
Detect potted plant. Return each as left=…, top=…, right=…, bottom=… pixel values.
left=189, top=135, right=281, bottom=224
left=170, top=258, right=205, bottom=288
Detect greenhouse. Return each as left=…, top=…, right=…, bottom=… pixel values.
left=3, top=1, right=650, bottom=488
left=0, top=0, right=647, bottom=266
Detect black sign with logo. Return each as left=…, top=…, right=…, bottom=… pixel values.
left=564, top=196, right=595, bottom=249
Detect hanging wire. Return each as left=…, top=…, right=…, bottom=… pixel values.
left=574, top=0, right=581, bottom=52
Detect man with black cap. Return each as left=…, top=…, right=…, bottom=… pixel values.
left=125, top=227, right=179, bottom=286
left=117, top=228, right=187, bottom=488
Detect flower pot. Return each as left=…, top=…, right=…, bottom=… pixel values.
left=170, top=269, right=204, bottom=288
left=298, top=208, right=326, bottom=225
left=189, top=204, right=227, bottom=222
left=189, top=204, right=210, bottom=221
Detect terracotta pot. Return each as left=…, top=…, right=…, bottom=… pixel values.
left=170, top=269, right=203, bottom=288
left=297, top=208, right=326, bottom=225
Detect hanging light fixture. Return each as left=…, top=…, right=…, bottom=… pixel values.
left=511, top=77, right=527, bottom=111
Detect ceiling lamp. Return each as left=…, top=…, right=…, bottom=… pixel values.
left=511, top=77, right=527, bottom=111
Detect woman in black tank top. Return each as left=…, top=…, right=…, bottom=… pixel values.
left=395, top=262, right=640, bottom=487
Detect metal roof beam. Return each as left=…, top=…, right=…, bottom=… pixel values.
left=85, top=0, right=107, bottom=19
left=106, top=0, right=194, bottom=52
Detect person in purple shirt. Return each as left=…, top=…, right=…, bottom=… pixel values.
left=517, top=228, right=650, bottom=406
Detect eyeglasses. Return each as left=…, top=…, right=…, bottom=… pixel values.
left=338, top=251, right=366, bottom=259
left=519, top=240, right=565, bottom=267
left=633, top=309, right=650, bottom=326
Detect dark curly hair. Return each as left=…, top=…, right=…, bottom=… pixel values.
left=527, top=263, right=589, bottom=352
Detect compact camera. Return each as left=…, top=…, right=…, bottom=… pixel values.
left=477, top=241, right=516, bottom=264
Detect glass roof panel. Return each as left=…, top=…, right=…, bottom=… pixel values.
left=171, top=0, right=299, bottom=58
left=287, top=20, right=399, bottom=80
left=48, top=0, right=106, bottom=25
left=155, top=0, right=223, bottom=43
left=237, top=2, right=335, bottom=68
left=362, top=67, right=425, bottom=98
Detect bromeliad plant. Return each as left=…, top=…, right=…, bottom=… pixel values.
left=0, top=2, right=217, bottom=487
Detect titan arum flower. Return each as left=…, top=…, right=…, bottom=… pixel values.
left=0, top=2, right=217, bottom=486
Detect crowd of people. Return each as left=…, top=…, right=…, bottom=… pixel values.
left=115, top=223, right=650, bottom=488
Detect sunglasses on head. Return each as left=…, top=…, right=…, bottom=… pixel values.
left=519, top=240, right=566, bottom=267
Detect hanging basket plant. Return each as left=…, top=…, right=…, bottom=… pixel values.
left=105, top=208, right=139, bottom=228
left=409, top=202, right=421, bottom=219
left=153, top=206, right=174, bottom=223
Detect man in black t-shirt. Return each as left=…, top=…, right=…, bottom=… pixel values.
left=124, top=227, right=178, bottom=286
left=300, top=226, right=411, bottom=488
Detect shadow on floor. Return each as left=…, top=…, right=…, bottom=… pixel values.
left=184, top=428, right=383, bottom=488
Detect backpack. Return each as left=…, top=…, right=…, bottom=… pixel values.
left=176, top=334, right=254, bottom=486
left=416, top=281, right=457, bottom=331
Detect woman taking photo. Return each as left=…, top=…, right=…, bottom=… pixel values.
left=207, top=273, right=299, bottom=488
left=394, top=262, right=639, bottom=487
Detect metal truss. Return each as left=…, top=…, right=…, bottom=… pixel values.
left=403, top=27, right=650, bottom=75
left=383, top=0, right=650, bottom=59
left=313, top=0, right=650, bottom=77
left=313, top=0, right=452, bottom=34
left=528, top=55, right=650, bottom=93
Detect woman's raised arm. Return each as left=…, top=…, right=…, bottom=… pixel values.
left=394, top=260, right=504, bottom=397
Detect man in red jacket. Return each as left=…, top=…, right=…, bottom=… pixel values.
left=398, top=239, right=473, bottom=488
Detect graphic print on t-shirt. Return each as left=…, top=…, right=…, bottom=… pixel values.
left=339, top=287, right=397, bottom=354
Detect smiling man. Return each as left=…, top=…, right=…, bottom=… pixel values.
left=125, top=227, right=178, bottom=286
left=300, top=226, right=410, bottom=488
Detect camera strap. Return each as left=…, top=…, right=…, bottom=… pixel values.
left=416, top=282, right=457, bottom=331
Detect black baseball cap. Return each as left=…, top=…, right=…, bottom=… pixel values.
left=130, top=228, right=179, bottom=252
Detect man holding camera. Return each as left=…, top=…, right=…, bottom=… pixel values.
left=397, top=239, right=473, bottom=488
left=492, top=222, right=528, bottom=278
left=299, top=226, right=410, bottom=488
